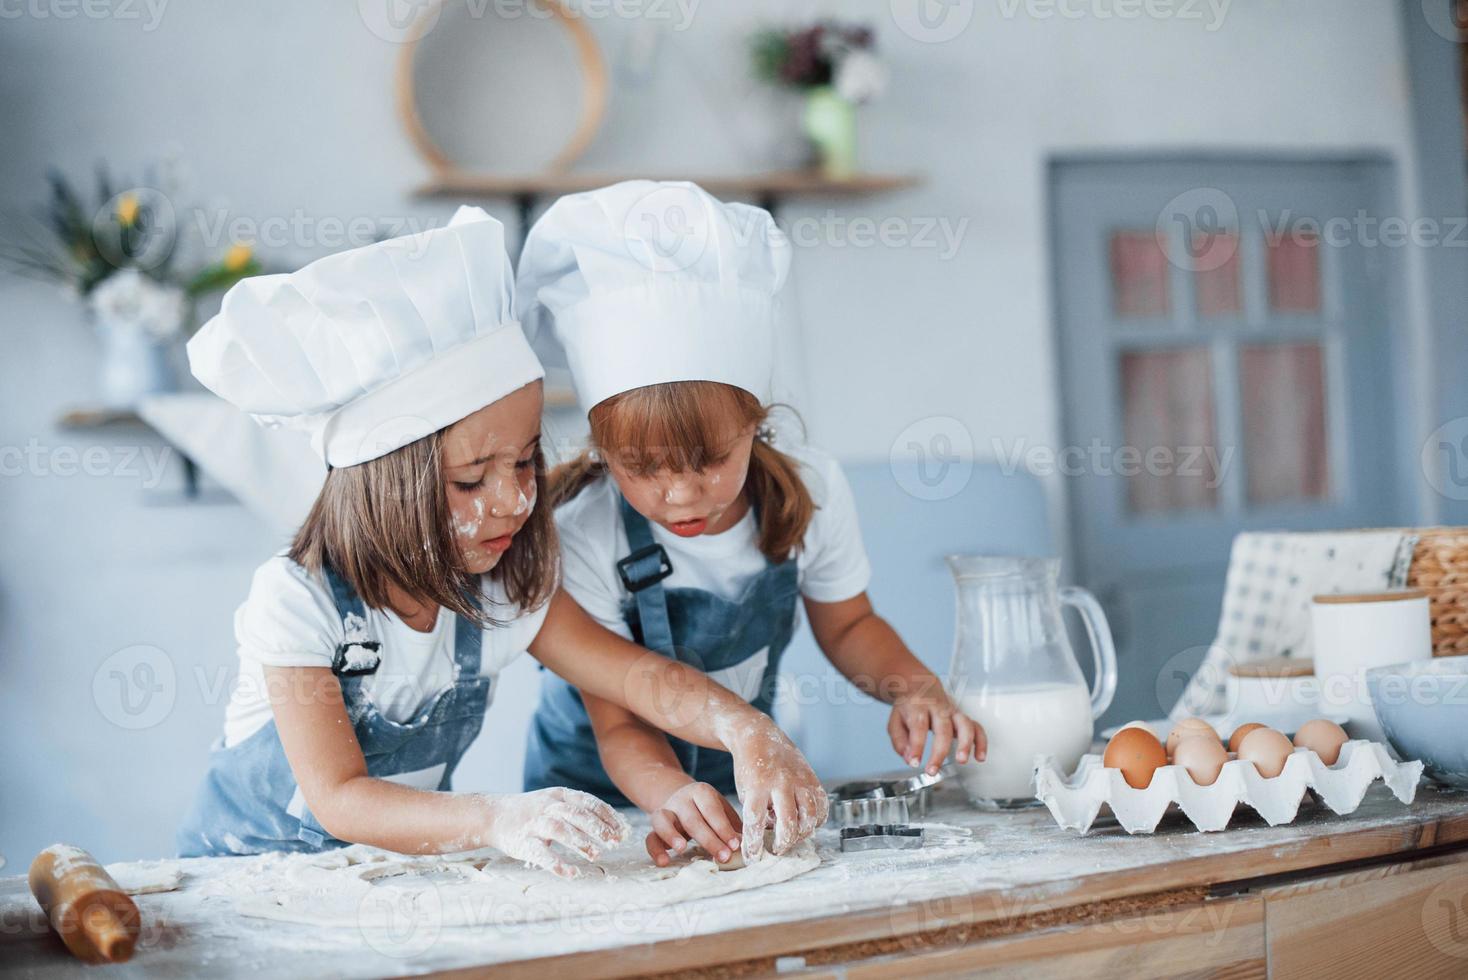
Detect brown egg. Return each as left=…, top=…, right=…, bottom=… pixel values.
left=1103, top=727, right=1168, bottom=789
left=1237, top=727, right=1294, bottom=778
left=1228, top=723, right=1265, bottom=754
left=1166, top=718, right=1220, bottom=758
left=1172, top=735, right=1229, bottom=786
left=1293, top=718, right=1350, bottom=766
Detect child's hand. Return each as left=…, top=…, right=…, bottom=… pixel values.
left=727, top=721, right=828, bottom=860
left=889, top=689, right=986, bottom=776
left=645, top=781, right=743, bottom=867
left=468, top=788, right=628, bottom=879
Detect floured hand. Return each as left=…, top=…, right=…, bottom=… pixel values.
left=724, top=720, right=827, bottom=861
left=464, top=788, right=628, bottom=879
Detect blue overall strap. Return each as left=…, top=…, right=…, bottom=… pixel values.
left=616, top=496, right=677, bottom=659
left=454, top=588, right=484, bottom=676
left=321, top=565, right=381, bottom=677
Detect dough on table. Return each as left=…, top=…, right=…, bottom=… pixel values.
left=232, top=832, right=820, bottom=928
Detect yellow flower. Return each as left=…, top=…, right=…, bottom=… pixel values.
left=115, top=193, right=140, bottom=227
left=223, top=243, right=254, bottom=272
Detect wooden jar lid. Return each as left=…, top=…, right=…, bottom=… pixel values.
left=1229, top=656, right=1315, bottom=678
left=1312, top=589, right=1428, bottom=605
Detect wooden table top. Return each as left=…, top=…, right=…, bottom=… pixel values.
left=4, top=782, right=1466, bottom=979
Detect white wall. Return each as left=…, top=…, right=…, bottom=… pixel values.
left=0, top=0, right=1431, bottom=863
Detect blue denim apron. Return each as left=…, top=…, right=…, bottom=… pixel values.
left=524, top=496, right=799, bottom=806
left=176, top=565, right=490, bottom=857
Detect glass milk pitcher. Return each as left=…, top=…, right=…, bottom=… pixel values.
left=945, top=556, right=1117, bottom=808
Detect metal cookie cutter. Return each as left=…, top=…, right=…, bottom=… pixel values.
left=839, top=824, right=925, bottom=853
left=826, top=767, right=948, bottom=828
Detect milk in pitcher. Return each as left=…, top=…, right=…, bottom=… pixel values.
left=956, top=681, right=1094, bottom=804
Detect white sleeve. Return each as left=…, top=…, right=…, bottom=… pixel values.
left=554, top=494, right=634, bottom=640
left=233, top=556, right=343, bottom=670
left=798, top=454, right=873, bottom=604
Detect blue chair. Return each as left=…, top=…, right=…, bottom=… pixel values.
left=776, top=459, right=1054, bottom=780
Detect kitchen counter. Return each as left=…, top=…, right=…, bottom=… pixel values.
left=3, top=782, right=1467, bottom=978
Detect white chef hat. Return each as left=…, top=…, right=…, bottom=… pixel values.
left=187, top=206, right=543, bottom=468
left=516, top=180, right=791, bottom=414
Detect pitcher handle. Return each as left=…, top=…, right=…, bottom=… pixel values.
left=1059, top=586, right=1118, bottom=721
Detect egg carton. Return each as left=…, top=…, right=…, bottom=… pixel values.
left=1033, top=740, right=1424, bottom=835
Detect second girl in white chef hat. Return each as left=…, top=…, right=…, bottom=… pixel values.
left=175, top=206, right=825, bottom=874
left=517, top=182, right=987, bottom=867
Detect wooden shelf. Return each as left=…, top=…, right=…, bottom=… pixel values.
left=57, top=407, right=147, bottom=429
left=414, top=170, right=922, bottom=200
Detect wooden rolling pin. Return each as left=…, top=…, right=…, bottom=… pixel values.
left=28, top=844, right=140, bottom=964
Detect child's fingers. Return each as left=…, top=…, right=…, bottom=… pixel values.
left=769, top=787, right=798, bottom=855
left=740, top=793, right=770, bottom=859
left=887, top=710, right=909, bottom=758
left=520, top=840, right=580, bottom=879
left=548, top=788, right=624, bottom=841
left=674, top=803, right=730, bottom=863
left=926, top=714, right=955, bottom=776
left=692, top=788, right=742, bottom=858
left=795, top=786, right=824, bottom=838
left=548, top=800, right=624, bottom=848
left=650, top=808, right=688, bottom=855
left=973, top=719, right=989, bottom=762
left=534, top=816, right=603, bottom=862
left=953, top=712, right=979, bottom=764
left=645, top=830, right=672, bottom=867
left=905, top=708, right=931, bottom=767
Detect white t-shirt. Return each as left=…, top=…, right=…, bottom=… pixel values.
left=554, top=443, right=871, bottom=699
left=221, top=555, right=550, bottom=747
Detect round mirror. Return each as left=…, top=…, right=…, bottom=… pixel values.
left=397, top=0, right=607, bottom=174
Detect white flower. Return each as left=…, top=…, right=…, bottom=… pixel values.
left=834, top=50, right=888, bottom=105
left=89, top=269, right=187, bottom=341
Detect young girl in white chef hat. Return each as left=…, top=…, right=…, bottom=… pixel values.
left=517, top=182, right=987, bottom=867
left=175, top=206, right=825, bottom=875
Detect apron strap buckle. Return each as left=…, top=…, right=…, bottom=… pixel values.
left=617, top=543, right=674, bottom=593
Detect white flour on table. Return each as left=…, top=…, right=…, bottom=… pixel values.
left=218, top=836, right=819, bottom=929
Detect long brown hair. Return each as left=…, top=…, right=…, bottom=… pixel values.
left=289, top=430, right=557, bottom=626
left=550, top=381, right=815, bottom=562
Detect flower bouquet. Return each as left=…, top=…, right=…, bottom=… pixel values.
left=750, top=21, right=888, bottom=179
left=2, top=164, right=260, bottom=407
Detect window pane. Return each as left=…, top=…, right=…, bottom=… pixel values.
left=1110, top=231, right=1170, bottom=317
left=1120, top=348, right=1219, bottom=514
left=1240, top=343, right=1329, bottom=504
left=1267, top=230, right=1321, bottom=312
left=1193, top=231, right=1241, bottom=318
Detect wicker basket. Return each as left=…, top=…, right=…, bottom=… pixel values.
left=1405, top=527, right=1468, bottom=657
